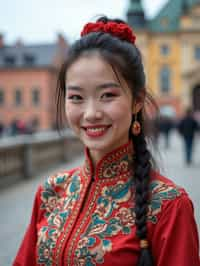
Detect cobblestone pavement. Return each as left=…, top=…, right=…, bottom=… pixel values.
left=0, top=133, right=199, bottom=265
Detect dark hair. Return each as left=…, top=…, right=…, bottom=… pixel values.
left=56, top=16, right=156, bottom=266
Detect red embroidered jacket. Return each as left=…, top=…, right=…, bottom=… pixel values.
left=13, top=142, right=200, bottom=266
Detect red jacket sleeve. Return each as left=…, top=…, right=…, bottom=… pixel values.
left=13, top=186, right=42, bottom=266
left=151, top=193, right=200, bottom=266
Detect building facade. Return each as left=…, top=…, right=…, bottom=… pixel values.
left=127, top=0, right=200, bottom=117
left=0, top=34, right=68, bottom=131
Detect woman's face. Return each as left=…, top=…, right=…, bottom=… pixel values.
left=65, top=53, right=133, bottom=163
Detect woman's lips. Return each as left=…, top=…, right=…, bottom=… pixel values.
left=82, top=125, right=111, bottom=138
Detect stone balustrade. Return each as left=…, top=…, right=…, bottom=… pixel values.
left=0, top=130, right=83, bottom=189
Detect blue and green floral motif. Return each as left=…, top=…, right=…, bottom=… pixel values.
left=37, top=171, right=82, bottom=265
left=74, top=180, right=135, bottom=265
left=148, top=180, right=181, bottom=223
left=95, top=180, right=133, bottom=218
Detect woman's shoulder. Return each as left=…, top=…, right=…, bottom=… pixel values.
left=150, top=170, right=186, bottom=197
left=147, top=170, right=190, bottom=224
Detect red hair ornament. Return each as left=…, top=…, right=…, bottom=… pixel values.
left=81, top=21, right=136, bottom=45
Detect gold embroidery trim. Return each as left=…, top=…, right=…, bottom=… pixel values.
left=54, top=171, right=89, bottom=266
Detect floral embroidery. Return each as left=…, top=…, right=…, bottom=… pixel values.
left=148, top=180, right=181, bottom=223
left=74, top=179, right=135, bottom=265
left=116, top=207, right=136, bottom=228
left=37, top=171, right=82, bottom=266
left=83, top=142, right=134, bottom=180
left=102, top=157, right=130, bottom=178
left=73, top=179, right=181, bottom=265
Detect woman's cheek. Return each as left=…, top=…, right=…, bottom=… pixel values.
left=106, top=102, right=131, bottom=119
left=65, top=103, right=74, bottom=122
left=66, top=104, right=81, bottom=124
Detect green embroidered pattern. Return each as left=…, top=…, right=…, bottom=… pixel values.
left=37, top=171, right=82, bottom=266
left=74, top=179, right=135, bottom=265
left=148, top=180, right=181, bottom=223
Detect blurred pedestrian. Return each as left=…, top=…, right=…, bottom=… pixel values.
left=10, top=119, right=19, bottom=135
left=13, top=16, right=200, bottom=266
left=16, top=119, right=26, bottom=134
left=159, top=115, right=174, bottom=149
left=26, top=118, right=38, bottom=134
left=178, top=108, right=199, bottom=165
left=0, top=120, right=4, bottom=137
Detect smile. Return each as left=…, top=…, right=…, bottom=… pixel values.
left=82, top=125, right=111, bottom=138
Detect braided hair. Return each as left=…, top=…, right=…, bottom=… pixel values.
left=56, top=16, right=156, bottom=266
left=132, top=111, right=154, bottom=266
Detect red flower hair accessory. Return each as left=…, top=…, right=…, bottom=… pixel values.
left=81, top=21, right=136, bottom=45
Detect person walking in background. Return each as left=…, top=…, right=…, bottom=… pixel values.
left=159, top=115, right=174, bottom=149
left=0, top=120, right=4, bottom=137
left=178, top=108, right=199, bottom=165
left=13, top=16, right=200, bottom=266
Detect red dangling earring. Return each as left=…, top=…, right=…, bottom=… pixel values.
left=132, top=112, right=141, bottom=136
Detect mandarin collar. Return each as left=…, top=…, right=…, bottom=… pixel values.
left=82, top=140, right=134, bottom=181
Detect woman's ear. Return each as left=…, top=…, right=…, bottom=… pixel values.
left=132, top=90, right=145, bottom=114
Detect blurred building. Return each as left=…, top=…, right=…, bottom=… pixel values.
left=0, top=34, right=68, bottom=131
left=127, top=0, right=200, bottom=117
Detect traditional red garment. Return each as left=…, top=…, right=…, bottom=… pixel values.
left=13, top=141, right=200, bottom=266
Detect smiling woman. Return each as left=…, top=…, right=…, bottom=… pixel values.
left=13, top=16, right=200, bottom=266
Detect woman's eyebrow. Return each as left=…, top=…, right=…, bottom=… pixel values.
left=66, top=85, right=83, bottom=91
left=97, top=82, right=120, bottom=89
left=67, top=82, right=120, bottom=91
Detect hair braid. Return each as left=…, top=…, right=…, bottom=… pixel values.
left=132, top=118, right=154, bottom=266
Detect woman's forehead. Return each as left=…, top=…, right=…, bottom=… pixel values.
left=66, top=53, right=132, bottom=96
left=67, top=54, right=116, bottom=77
left=66, top=55, right=121, bottom=87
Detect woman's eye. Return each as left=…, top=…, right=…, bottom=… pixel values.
left=68, top=95, right=83, bottom=101
left=101, top=92, right=116, bottom=99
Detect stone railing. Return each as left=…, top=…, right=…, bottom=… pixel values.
left=0, top=130, right=83, bottom=189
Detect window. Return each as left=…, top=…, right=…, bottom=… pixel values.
left=160, top=66, right=171, bottom=93
left=0, top=89, right=4, bottom=106
left=4, top=55, right=16, bottom=66
left=32, top=88, right=40, bottom=106
left=23, top=54, right=35, bottom=65
left=14, top=89, right=22, bottom=106
left=194, top=46, right=200, bottom=60
left=160, top=44, right=170, bottom=56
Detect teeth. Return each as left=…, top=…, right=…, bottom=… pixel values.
left=86, top=127, right=106, bottom=132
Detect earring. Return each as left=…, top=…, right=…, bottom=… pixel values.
left=132, top=112, right=141, bottom=136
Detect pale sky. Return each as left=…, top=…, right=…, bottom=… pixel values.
left=0, top=0, right=168, bottom=45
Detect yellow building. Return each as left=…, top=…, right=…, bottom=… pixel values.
left=127, top=0, right=200, bottom=117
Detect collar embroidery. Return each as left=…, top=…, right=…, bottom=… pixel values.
left=82, top=141, right=135, bottom=180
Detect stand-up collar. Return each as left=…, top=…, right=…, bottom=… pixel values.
left=82, top=141, right=134, bottom=180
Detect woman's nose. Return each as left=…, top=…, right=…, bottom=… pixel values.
left=84, top=102, right=103, bottom=122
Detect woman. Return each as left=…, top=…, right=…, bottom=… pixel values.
left=13, top=16, right=200, bottom=266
